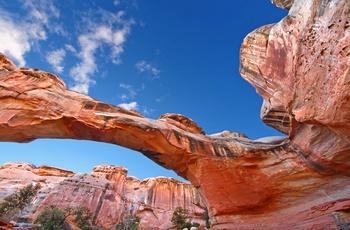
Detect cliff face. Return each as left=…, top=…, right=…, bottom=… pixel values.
left=0, top=162, right=206, bottom=229
left=0, top=0, right=349, bottom=229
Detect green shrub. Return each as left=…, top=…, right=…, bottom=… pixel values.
left=0, top=183, right=40, bottom=222
left=33, top=205, right=70, bottom=230
left=171, top=207, right=200, bottom=230
left=74, top=205, right=95, bottom=229
left=116, top=214, right=140, bottom=230
left=34, top=205, right=101, bottom=230
left=171, top=207, right=188, bottom=228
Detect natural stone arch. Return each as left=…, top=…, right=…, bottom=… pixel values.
left=0, top=56, right=290, bottom=216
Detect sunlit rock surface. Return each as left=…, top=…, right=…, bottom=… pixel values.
left=0, top=0, right=349, bottom=228
left=0, top=162, right=206, bottom=229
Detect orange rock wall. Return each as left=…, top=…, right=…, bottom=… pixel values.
left=0, top=162, right=206, bottom=229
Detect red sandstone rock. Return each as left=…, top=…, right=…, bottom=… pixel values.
left=158, top=113, right=205, bottom=135
left=0, top=162, right=206, bottom=229
left=0, top=0, right=349, bottom=228
left=32, top=165, right=74, bottom=177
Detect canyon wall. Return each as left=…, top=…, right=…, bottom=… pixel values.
left=0, top=162, right=206, bottom=229
left=0, top=0, right=349, bottom=229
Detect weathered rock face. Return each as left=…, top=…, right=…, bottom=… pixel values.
left=0, top=162, right=206, bottom=229
left=242, top=0, right=350, bottom=141
left=241, top=0, right=350, bottom=177
left=0, top=0, right=349, bottom=228
left=270, top=0, right=294, bottom=10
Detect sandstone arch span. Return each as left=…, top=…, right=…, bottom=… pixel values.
left=0, top=0, right=350, bottom=228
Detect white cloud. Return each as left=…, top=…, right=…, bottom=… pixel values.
left=70, top=10, right=134, bottom=94
left=135, top=60, right=160, bottom=78
left=69, top=34, right=98, bottom=94
left=0, top=15, right=30, bottom=67
left=65, top=44, right=77, bottom=54
left=113, top=0, right=120, bottom=6
left=0, top=0, right=59, bottom=67
left=118, top=101, right=138, bottom=110
left=0, top=1, right=134, bottom=95
left=46, top=49, right=66, bottom=73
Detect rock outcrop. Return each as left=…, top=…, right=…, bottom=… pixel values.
left=0, top=0, right=349, bottom=228
left=0, top=162, right=206, bottom=229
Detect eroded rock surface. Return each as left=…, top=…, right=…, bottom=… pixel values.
left=0, top=162, right=206, bottom=229
left=0, top=0, right=349, bottom=228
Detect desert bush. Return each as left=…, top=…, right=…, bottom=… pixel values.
left=171, top=207, right=188, bottom=228
left=34, top=205, right=101, bottom=230
left=74, top=205, right=101, bottom=230
left=33, top=205, right=71, bottom=230
left=0, top=183, right=40, bottom=222
left=171, top=207, right=200, bottom=230
left=116, top=214, right=140, bottom=230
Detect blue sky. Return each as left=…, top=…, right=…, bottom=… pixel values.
left=0, top=0, right=287, bottom=181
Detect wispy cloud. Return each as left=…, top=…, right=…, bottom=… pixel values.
left=65, top=44, right=77, bottom=54
left=119, top=83, right=137, bottom=100
left=0, top=0, right=59, bottom=67
left=70, top=10, right=134, bottom=94
left=156, top=95, right=167, bottom=103
left=142, top=107, right=154, bottom=115
left=24, top=0, right=60, bottom=24
left=135, top=60, right=160, bottom=78
left=0, top=1, right=135, bottom=95
left=113, top=0, right=120, bottom=6
left=46, top=49, right=66, bottom=73
left=118, top=101, right=138, bottom=110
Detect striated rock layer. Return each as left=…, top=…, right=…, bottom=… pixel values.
left=0, top=162, right=206, bottom=229
left=0, top=0, right=349, bottom=228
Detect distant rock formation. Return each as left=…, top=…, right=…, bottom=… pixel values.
left=0, top=0, right=349, bottom=228
left=0, top=162, right=206, bottom=229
